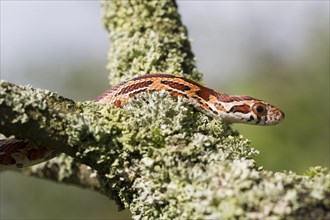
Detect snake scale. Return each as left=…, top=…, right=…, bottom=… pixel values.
left=0, top=74, right=285, bottom=169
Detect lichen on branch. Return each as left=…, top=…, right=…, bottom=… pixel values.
left=102, top=0, right=201, bottom=85
left=1, top=79, right=329, bottom=219
left=0, top=80, right=127, bottom=173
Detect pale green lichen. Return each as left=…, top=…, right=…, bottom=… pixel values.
left=1, top=75, right=329, bottom=219
left=75, top=92, right=327, bottom=219
left=102, top=0, right=201, bottom=85
left=27, top=154, right=75, bottom=181
left=0, top=81, right=47, bottom=124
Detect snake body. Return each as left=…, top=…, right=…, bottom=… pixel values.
left=0, top=74, right=284, bottom=169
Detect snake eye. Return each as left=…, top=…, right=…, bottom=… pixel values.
left=256, top=106, right=264, bottom=113
left=252, top=103, right=267, bottom=116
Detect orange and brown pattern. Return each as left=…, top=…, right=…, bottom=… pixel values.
left=96, top=74, right=284, bottom=125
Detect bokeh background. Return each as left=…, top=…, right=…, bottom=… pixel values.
left=1, top=1, right=329, bottom=219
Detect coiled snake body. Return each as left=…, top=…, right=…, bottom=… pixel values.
left=0, top=74, right=285, bottom=169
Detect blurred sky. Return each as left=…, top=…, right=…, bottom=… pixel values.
left=0, top=1, right=329, bottom=219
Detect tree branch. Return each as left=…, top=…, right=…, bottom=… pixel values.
left=1, top=0, right=329, bottom=219
left=21, top=155, right=101, bottom=191
left=0, top=81, right=129, bottom=171
left=102, top=0, right=201, bottom=84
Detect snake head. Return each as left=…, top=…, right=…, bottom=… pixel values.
left=250, top=101, right=285, bottom=125
left=217, top=98, right=285, bottom=125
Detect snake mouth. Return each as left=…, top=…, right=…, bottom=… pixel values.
left=267, top=107, right=285, bottom=125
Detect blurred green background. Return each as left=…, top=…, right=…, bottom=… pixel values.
left=1, top=1, right=329, bottom=220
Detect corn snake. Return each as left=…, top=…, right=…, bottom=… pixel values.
left=0, top=74, right=284, bottom=169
